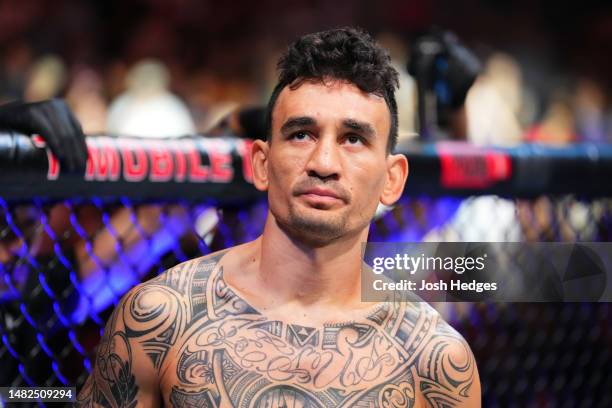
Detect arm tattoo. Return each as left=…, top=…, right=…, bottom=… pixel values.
left=76, top=301, right=139, bottom=407
left=416, top=321, right=477, bottom=406
left=79, top=251, right=478, bottom=407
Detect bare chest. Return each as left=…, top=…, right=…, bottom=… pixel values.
left=160, top=316, right=419, bottom=407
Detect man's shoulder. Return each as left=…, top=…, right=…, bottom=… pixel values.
left=115, top=249, right=230, bottom=326
left=139, top=249, right=229, bottom=294
left=383, top=299, right=454, bottom=343
left=154, top=250, right=227, bottom=293
left=417, top=301, right=466, bottom=341
left=392, top=299, right=472, bottom=358
left=382, top=291, right=467, bottom=339
left=108, top=250, right=233, bottom=371
left=390, top=300, right=480, bottom=405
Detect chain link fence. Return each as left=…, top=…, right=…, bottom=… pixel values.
left=1, top=135, right=612, bottom=407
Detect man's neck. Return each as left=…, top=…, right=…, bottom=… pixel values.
left=225, top=212, right=370, bottom=320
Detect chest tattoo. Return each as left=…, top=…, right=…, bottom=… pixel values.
left=85, top=254, right=476, bottom=407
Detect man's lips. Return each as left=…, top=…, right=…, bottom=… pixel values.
left=297, top=187, right=347, bottom=205
left=302, top=187, right=341, bottom=200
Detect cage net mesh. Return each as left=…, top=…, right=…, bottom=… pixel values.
left=0, top=194, right=611, bottom=407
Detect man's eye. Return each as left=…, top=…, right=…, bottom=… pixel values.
left=290, top=131, right=309, bottom=141
left=345, top=135, right=363, bottom=145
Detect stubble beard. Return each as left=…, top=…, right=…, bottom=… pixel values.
left=273, top=202, right=350, bottom=247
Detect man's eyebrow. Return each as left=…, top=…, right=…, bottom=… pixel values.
left=280, top=116, right=317, bottom=133
left=342, top=118, right=375, bottom=138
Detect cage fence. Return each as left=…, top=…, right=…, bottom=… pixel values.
left=1, top=133, right=612, bottom=407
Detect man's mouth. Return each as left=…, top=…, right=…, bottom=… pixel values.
left=298, top=187, right=346, bottom=206
left=302, top=187, right=341, bottom=199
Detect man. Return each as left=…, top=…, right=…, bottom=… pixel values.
left=77, top=27, right=481, bottom=407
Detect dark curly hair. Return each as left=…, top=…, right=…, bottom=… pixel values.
left=265, top=27, right=400, bottom=152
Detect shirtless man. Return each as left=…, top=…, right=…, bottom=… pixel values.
left=77, top=27, right=481, bottom=407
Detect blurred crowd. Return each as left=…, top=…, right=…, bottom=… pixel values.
left=3, top=44, right=612, bottom=146
left=1, top=0, right=611, bottom=145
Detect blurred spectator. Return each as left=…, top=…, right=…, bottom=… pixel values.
left=24, top=55, right=66, bottom=102
left=65, top=67, right=108, bottom=133
left=465, top=53, right=525, bottom=146
left=377, top=32, right=418, bottom=140
left=573, top=78, right=609, bottom=143
left=525, top=92, right=576, bottom=145
left=0, top=42, right=32, bottom=102
left=106, top=59, right=195, bottom=137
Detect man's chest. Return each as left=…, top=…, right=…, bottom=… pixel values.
left=159, top=316, right=421, bottom=407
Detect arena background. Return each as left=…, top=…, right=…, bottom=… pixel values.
left=1, top=0, right=612, bottom=406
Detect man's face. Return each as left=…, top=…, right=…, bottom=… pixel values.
left=261, top=79, right=394, bottom=245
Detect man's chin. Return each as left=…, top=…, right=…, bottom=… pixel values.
left=279, top=213, right=347, bottom=246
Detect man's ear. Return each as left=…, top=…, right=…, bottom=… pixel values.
left=251, top=139, right=270, bottom=191
left=380, top=153, right=409, bottom=205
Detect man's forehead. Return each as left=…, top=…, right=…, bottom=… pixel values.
left=272, top=79, right=390, bottom=132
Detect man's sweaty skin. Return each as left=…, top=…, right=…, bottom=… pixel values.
left=78, top=74, right=481, bottom=407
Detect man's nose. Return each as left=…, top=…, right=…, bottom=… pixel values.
left=305, top=135, right=341, bottom=180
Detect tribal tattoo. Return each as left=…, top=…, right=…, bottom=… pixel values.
left=77, top=296, right=140, bottom=407
left=77, top=251, right=478, bottom=407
